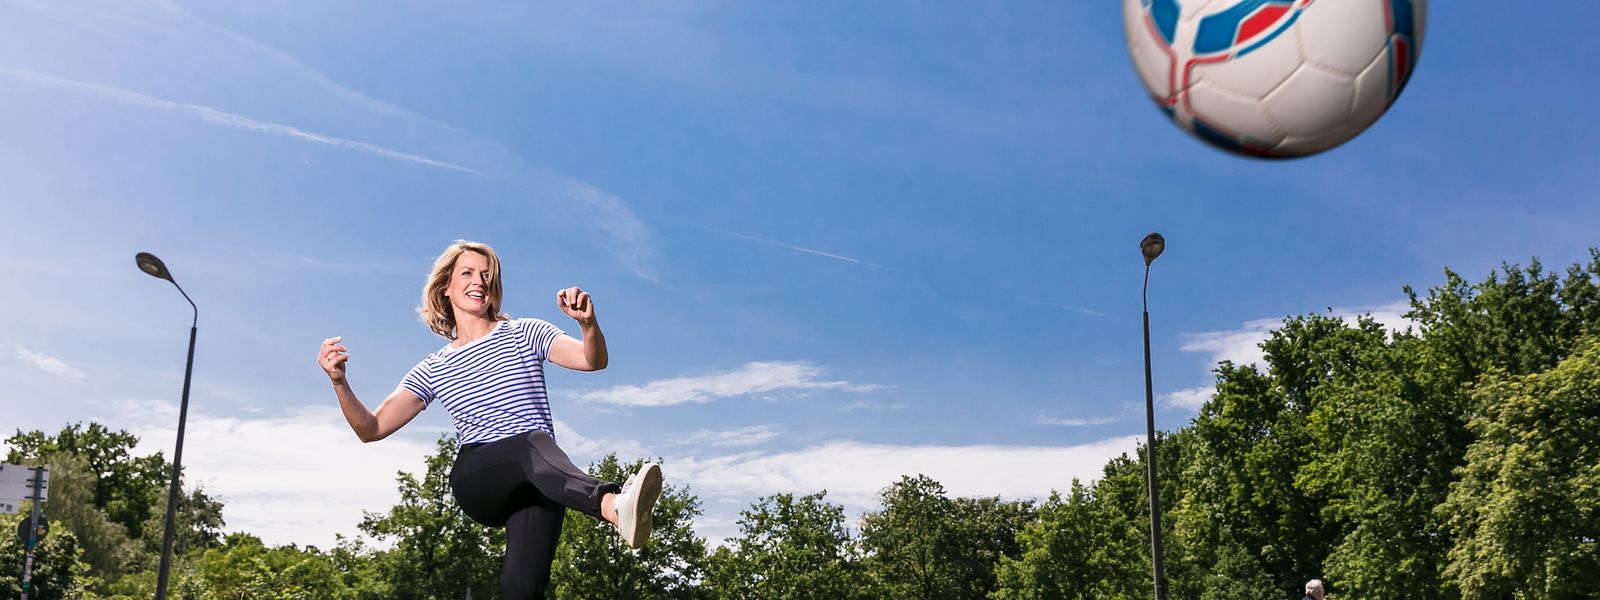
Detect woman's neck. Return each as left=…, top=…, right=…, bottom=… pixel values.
left=453, top=315, right=497, bottom=347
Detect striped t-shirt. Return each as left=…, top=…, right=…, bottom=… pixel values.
left=400, top=318, right=566, bottom=445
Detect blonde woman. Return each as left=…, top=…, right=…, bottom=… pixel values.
left=317, top=240, right=661, bottom=598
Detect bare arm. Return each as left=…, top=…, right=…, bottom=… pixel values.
left=547, top=287, right=609, bottom=371
left=320, top=336, right=426, bottom=442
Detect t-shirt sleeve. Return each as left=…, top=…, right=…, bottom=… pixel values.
left=518, top=318, right=566, bottom=362
left=399, top=359, right=435, bottom=408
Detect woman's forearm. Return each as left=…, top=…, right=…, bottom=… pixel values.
left=581, top=319, right=608, bottom=370
left=332, top=380, right=379, bottom=441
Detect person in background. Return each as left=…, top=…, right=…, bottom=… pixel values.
left=1303, top=578, right=1326, bottom=600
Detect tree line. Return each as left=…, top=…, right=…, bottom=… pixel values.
left=5, top=250, right=1599, bottom=599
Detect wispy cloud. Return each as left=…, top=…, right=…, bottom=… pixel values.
left=11, top=345, right=86, bottom=379
left=673, top=221, right=886, bottom=269
left=677, top=425, right=780, bottom=448
left=1180, top=301, right=1415, bottom=370
left=843, top=399, right=909, bottom=412
left=1038, top=415, right=1119, bottom=427
left=563, top=178, right=662, bottom=282
left=153, top=2, right=453, bottom=128
left=0, top=66, right=486, bottom=176
left=1163, top=386, right=1214, bottom=410
left=6, top=5, right=665, bottom=284
left=1039, top=302, right=1112, bottom=318
left=576, top=361, right=881, bottom=407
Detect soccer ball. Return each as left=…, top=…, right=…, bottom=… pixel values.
left=1123, top=0, right=1426, bottom=158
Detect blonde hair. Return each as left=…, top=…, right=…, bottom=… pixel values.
left=417, top=240, right=510, bottom=339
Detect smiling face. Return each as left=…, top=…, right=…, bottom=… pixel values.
left=417, top=240, right=509, bottom=339
left=444, top=250, right=495, bottom=319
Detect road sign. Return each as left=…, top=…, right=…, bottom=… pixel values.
left=0, top=464, right=49, bottom=502
left=17, top=517, right=47, bottom=544
left=0, top=464, right=49, bottom=489
left=0, top=483, right=48, bottom=502
left=0, top=500, right=17, bottom=514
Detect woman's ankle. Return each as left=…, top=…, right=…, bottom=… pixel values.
left=600, top=492, right=618, bottom=524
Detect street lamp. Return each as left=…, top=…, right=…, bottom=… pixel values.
left=1140, top=233, right=1168, bottom=600
left=135, top=252, right=197, bottom=600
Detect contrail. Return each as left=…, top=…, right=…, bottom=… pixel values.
left=0, top=65, right=486, bottom=176
left=672, top=220, right=887, bottom=269
left=1040, top=301, right=1112, bottom=318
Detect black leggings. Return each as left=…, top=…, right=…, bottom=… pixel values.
left=449, top=430, right=620, bottom=599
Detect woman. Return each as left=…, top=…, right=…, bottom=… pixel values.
left=316, top=240, right=661, bottom=598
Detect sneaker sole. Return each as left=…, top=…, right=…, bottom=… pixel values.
left=624, top=463, right=662, bottom=548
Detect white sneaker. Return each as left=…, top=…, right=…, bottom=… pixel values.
left=613, top=463, right=662, bottom=549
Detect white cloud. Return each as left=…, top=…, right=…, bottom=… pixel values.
left=1180, top=301, right=1416, bottom=369
left=1351, top=301, right=1417, bottom=336
left=677, top=425, right=780, bottom=448
left=1179, top=317, right=1280, bottom=370
left=0, top=66, right=486, bottom=176
left=1038, top=415, right=1119, bottom=427
left=670, top=435, right=1142, bottom=514
left=550, top=419, right=647, bottom=467
left=576, top=361, right=880, bottom=407
left=1163, top=386, right=1214, bottom=410
left=102, top=399, right=437, bottom=549
left=12, top=345, right=86, bottom=379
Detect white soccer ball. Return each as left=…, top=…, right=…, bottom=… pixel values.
left=1123, top=0, right=1426, bottom=158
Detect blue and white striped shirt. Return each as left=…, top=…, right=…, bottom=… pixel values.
left=400, top=318, right=566, bottom=446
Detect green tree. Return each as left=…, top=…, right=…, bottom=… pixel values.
left=36, top=451, right=139, bottom=591
left=1440, top=338, right=1600, bottom=599
left=549, top=454, right=709, bottom=599
left=358, top=435, right=501, bottom=600
left=327, top=534, right=394, bottom=600
left=1286, top=315, right=1453, bottom=599
left=6, top=423, right=168, bottom=541
left=706, top=491, right=867, bottom=599
left=1176, top=347, right=1329, bottom=599
left=183, top=533, right=360, bottom=599
left=1, top=510, right=91, bottom=600
left=1166, top=253, right=1600, bottom=599
left=994, top=430, right=1195, bottom=600
left=993, top=484, right=1124, bottom=600
left=134, top=484, right=225, bottom=561
left=7, top=423, right=223, bottom=594
left=860, top=475, right=1035, bottom=600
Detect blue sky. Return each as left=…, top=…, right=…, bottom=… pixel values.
left=2, top=1, right=1597, bottom=547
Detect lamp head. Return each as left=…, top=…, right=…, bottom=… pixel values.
left=136, top=252, right=174, bottom=282
left=1140, top=233, right=1165, bottom=266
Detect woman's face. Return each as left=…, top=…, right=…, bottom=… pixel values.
left=444, top=250, right=493, bottom=318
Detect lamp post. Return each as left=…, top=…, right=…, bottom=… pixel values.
left=1140, top=233, right=1168, bottom=600
left=135, top=252, right=197, bottom=600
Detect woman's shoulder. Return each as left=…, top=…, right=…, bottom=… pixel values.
left=411, top=344, right=453, bottom=369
